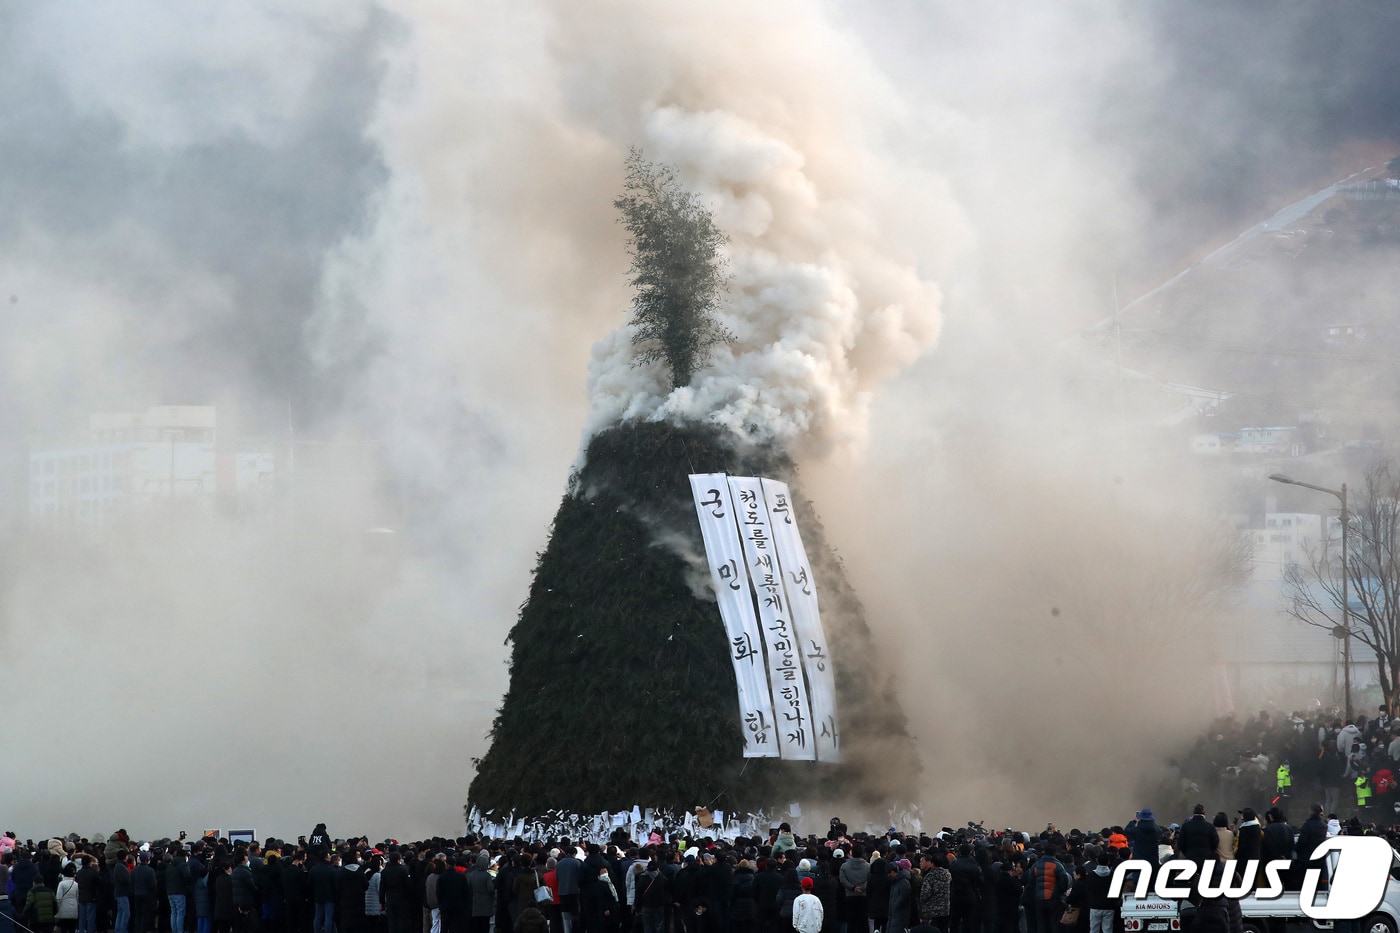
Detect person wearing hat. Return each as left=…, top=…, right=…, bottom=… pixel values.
left=1260, top=809, right=1293, bottom=872
left=1296, top=805, right=1329, bottom=886
left=1125, top=812, right=1159, bottom=869
left=729, top=859, right=757, bottom=933
left=1234, top=809, right=1261, bottom=865
left=131, top=851, right=158, bottom=933
left=793, top=878, right=825, bottom=933
left=947, top=846, right=981, bottom=933
left=867, top=848, right=891, bottom=933
left=886, top=861, right=912, bottom=933
left=1176, top=805, right=1217, bottom=864
left=701, top=849, right=733, bottom=933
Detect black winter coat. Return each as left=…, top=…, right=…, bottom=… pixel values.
left=1295, top=817, right=1327, bottom=863
left=310, top=863, right=339, bottom=905
left=778, top=872, right=801, bottom=921
left=752, top=868, right=781, bottom=912
left=948, top=859, right=981, bottom=908
left=636, top=872, right=669, bottom=910
left=437, top=870, right=469, bottom=923
left=887, top=872, right=912, bottom=931
left=1082, top=870, right=1115, bottom=911
left=1260, top=823, right=1294, bottom=862
left=381, top=864, right=412, bottom=908
left=703, top=863, right=733, bottom=909
left=515, top=908, right=549, bottom=933
left=338, top=866, right=368, bottom=921
left=996, top=872, right=1021, bottom=918
left=1178, top=817, right=1218, bottom=862
left=1190, top=896, right=1242, bottom=933
left=167, top=859, right=193, bottom=901
left=730, top=870, right=757, bottom=925
left=132, top=865, right=158, bottom=898
left=231, top=866, right=257, bottom=908
left=1234, top=823, right=1262, bottom=863
left=672, top=866, right=698, bottom=908
left=866, top=861, right=890, bottom=920
left=76, top=867, right=101, bottom=905
left=282, top=863, right=307, bottom=911
left=1127, top=821, right=1160, bottom=867
left=214, top=873, right=236, bottom=922
left=582, top=881, right=618, bottom=933
left=814, top=872, right=843, bottom=933
left=977, top=864, right=998, bottom=922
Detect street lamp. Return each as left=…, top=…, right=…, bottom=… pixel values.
left=1269, top=473, right=1351, bottom=720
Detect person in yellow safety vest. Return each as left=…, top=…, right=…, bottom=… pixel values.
left=1357, top=774, right=1372, bottom=810
left=1277, top=762, right=1292, bottom=796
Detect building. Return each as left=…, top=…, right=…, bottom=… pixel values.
left=1249, top=511, right=1327, bottom=581
left=1190, top=433, right=1232, bottom=455
left=1323, top=323, right=1367, bottom=344
left=1237, top=426, right=1303, bottom=456
left=1216, top=504, right=1368, bottom=707
left=1214, top=577, right=1371, bottom=707
left=28, top=406, right=273, bottom=528
left=1189, top=427, right=1305, bottom=457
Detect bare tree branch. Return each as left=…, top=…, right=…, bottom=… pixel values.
left=1284, top=460, right=1400, bottom=713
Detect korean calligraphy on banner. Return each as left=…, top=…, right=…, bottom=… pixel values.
left=688, top=474, right=780, bottom=758
left=760, top=478, right=840, bottom=762
left=726, top=476, right=818, bottom=762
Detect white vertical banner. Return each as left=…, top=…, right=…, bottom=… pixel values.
left=728, top=476, right=818, bottom=761
left=689, top=474, right=780, bottom=757
left=761, top=478, right=841, bottom=762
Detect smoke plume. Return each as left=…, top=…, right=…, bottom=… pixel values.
left=3, top=0, right=1398, bottom=838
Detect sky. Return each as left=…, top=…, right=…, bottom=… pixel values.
left=3, top=0, right=1399, bottom=841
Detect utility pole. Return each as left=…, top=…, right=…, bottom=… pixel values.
left=1270, top=473, right=1352, bottom=720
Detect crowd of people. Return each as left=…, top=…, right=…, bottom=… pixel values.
left=2, top=806, right=1397, bottom=933
left=1167, top=706, right=1400, bottom=819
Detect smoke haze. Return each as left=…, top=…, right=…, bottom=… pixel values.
left=4, top=0, right=1399, bottom=838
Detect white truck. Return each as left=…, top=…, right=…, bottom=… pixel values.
left=1120, top=856, right=1400, bottom=933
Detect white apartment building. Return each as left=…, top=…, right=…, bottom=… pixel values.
left=28, top=406, right=274, bottom=527
left=1250, top=511, right=1329, bottom=581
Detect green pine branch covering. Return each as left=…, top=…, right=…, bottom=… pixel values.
left=467, top=421, right=919, bottom=820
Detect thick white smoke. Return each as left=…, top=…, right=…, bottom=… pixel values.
left=584, top=102, right=951, bottom=454
left=8, top=0, right=1376, bottom=838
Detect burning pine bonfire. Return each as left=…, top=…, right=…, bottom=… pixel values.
left=466, top=153, right=919, bottom=821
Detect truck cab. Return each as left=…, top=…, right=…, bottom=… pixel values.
left=1119, top=853, right=1400, bottom=933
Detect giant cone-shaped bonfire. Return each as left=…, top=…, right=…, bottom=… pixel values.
left=467, top=154, right=919, bottom=818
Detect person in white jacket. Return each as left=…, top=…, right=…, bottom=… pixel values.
left=793, top=878, right=824, bottom=933
left=1338, top=722, right=1362, bottom=755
